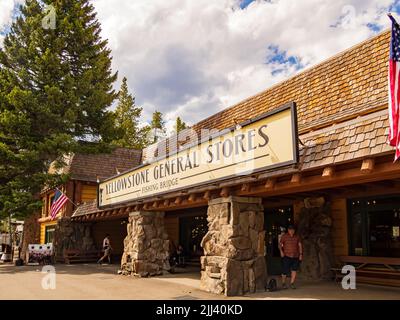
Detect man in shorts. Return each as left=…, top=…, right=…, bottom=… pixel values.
left=279, top=225, right=303, bottom=289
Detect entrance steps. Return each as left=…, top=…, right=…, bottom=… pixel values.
left=185, top=257, right=201, bottom=268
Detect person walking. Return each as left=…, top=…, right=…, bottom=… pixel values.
left=97, top=234, right=112, bottom=265
left=279, top=225, right=303, bottom=289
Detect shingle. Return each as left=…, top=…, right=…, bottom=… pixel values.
left=299, top=112, right=395, bottom=169
left=72, top=200, right=102, bottom=217
left=52, top=148, right=142, bottom=182
left=144, top=31, right=390, bottom=162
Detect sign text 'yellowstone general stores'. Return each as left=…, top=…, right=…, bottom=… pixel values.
left=98, top=103, right=299, bottom=208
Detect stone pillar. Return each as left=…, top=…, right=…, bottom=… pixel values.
left=200, top=196, right=266, bottom=296
left=297, top=197, right=334, bottom=280
left=120, top=211, right=170, bottom=277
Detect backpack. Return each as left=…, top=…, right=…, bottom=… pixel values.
left=266, top=278, right=278, bottom=292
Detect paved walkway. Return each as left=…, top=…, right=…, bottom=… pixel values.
left=1, top=263, right=400, bottom=300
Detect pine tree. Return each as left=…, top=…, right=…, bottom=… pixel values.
left=0, top=0, right=118, bottom=218
left=113, top=77, right=150, bottom=149
left=174, top=117, right=187, bottom=134
left=150, top=111, right=166, bottom=143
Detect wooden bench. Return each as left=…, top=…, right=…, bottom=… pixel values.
left=331, top=255, right=400, bottom=287
left=63, top=249, right=101, bottom=264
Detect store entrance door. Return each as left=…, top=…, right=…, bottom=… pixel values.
left=264, top=206, right=294, bottom=275
left=349, top=195, right=400, bottom=257
left=179, top=212, right=208, bottom=265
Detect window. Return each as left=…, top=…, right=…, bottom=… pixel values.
left=45, top=226, right=56, bottom=244
left=348, top=195, right=400, bottom=257
left=47, top=193, right=55, bottom=216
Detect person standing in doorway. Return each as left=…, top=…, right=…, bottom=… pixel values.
left=97, top=234, right=112, bottom=265
left=279, top=225, right=303, bottom=289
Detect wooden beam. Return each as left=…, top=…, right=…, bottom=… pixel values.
left=220, top=187, right=230, bottom=198
left=174, top=196, right=182, bottom=205
left=163, top=199, right=170, bottom=207
left=245, top=159, right=400, bottom=198
left=361, top=158, right=375, bottom=173
left=188, top=194, right=196, bottom=202
left=322, top=166, right=335, bottom=178
left=143, top=203, right=150, bottom=210
left=264, top=178, right=276, bottom=189
left=365, top=180, right=395, bottom=188
left=241, top=183, right=251, bottom=192
left=152, top=201, right=159, bottom=209
left=203, top=190, right=211, bottom=201
left=290, top=173, right=301, bottom=184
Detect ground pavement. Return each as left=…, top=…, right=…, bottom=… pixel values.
left=1, top=263, right=399, bottom=300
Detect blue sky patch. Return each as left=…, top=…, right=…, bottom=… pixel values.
left=367, top=23, right=382, bottom=32
left=389, top=0, right=400, bottom=14
left=266, top=45, right=304, bottom=71
left=240, top=0, right=256, bottom=9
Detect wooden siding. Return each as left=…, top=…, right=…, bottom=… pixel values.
left=81, top=184, right=97, bottom=203
left=39, top=221, right=57, bottom=244
left=331, top=198, right=349, bottom=258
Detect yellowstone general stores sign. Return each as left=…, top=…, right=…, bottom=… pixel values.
left=98, top=103, right=299, bottom=208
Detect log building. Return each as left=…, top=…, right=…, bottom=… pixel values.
left=27, top=30, right=400, bottom=295
left=22, top=148, right=141, bottom=261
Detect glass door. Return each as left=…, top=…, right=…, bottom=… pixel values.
left=349, top=195, right=400, bottom=257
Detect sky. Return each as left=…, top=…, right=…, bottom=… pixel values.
left=1, top=0, right=400, bottom=133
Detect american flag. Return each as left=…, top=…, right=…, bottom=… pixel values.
left=50, top=189, right=68, bottom=220
left=388, top=14, right=400, bottom=161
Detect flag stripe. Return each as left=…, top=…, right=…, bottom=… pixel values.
left=50, top=191, right=68, bottom=220
left=388, top=15, right=400, bottom=162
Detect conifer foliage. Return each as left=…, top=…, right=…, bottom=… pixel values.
left=0, top=0, right=118, bottom=218
left=113, top=77, right=150, bottom=149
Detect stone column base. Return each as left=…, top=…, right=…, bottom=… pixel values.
left=120, top=211, right=170, bottom=277
left=200, top=196, right=266, bottom=296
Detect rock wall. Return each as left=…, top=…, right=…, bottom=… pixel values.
left=200, top=196, right=266, bottom=296
left=120, top=211, right=170, bottom=277
left=53, top=217, right=96, bottom=259
left=297, top=197, right=334, bottom=280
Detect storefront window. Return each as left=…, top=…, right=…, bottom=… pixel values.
left=349, top=195, right=400, bottom=257
left=45, top=226, right=55, bottom=244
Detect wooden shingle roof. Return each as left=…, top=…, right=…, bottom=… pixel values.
left=52, top=147, right=142, bottom=182
left=299, top=109, right=392, bottom=170
left=191, top=30, right=389, bottom=136
left=72, top=200, right=100, bottom=217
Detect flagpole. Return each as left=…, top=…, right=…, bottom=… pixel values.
left=55, top=186, right=78, bottom=207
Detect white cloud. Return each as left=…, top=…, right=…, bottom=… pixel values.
left=1, top=0, right=395, bottom=133
left=0, top=0, right=24, bottom=46
left=92, top=0, right=393, bottom=132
